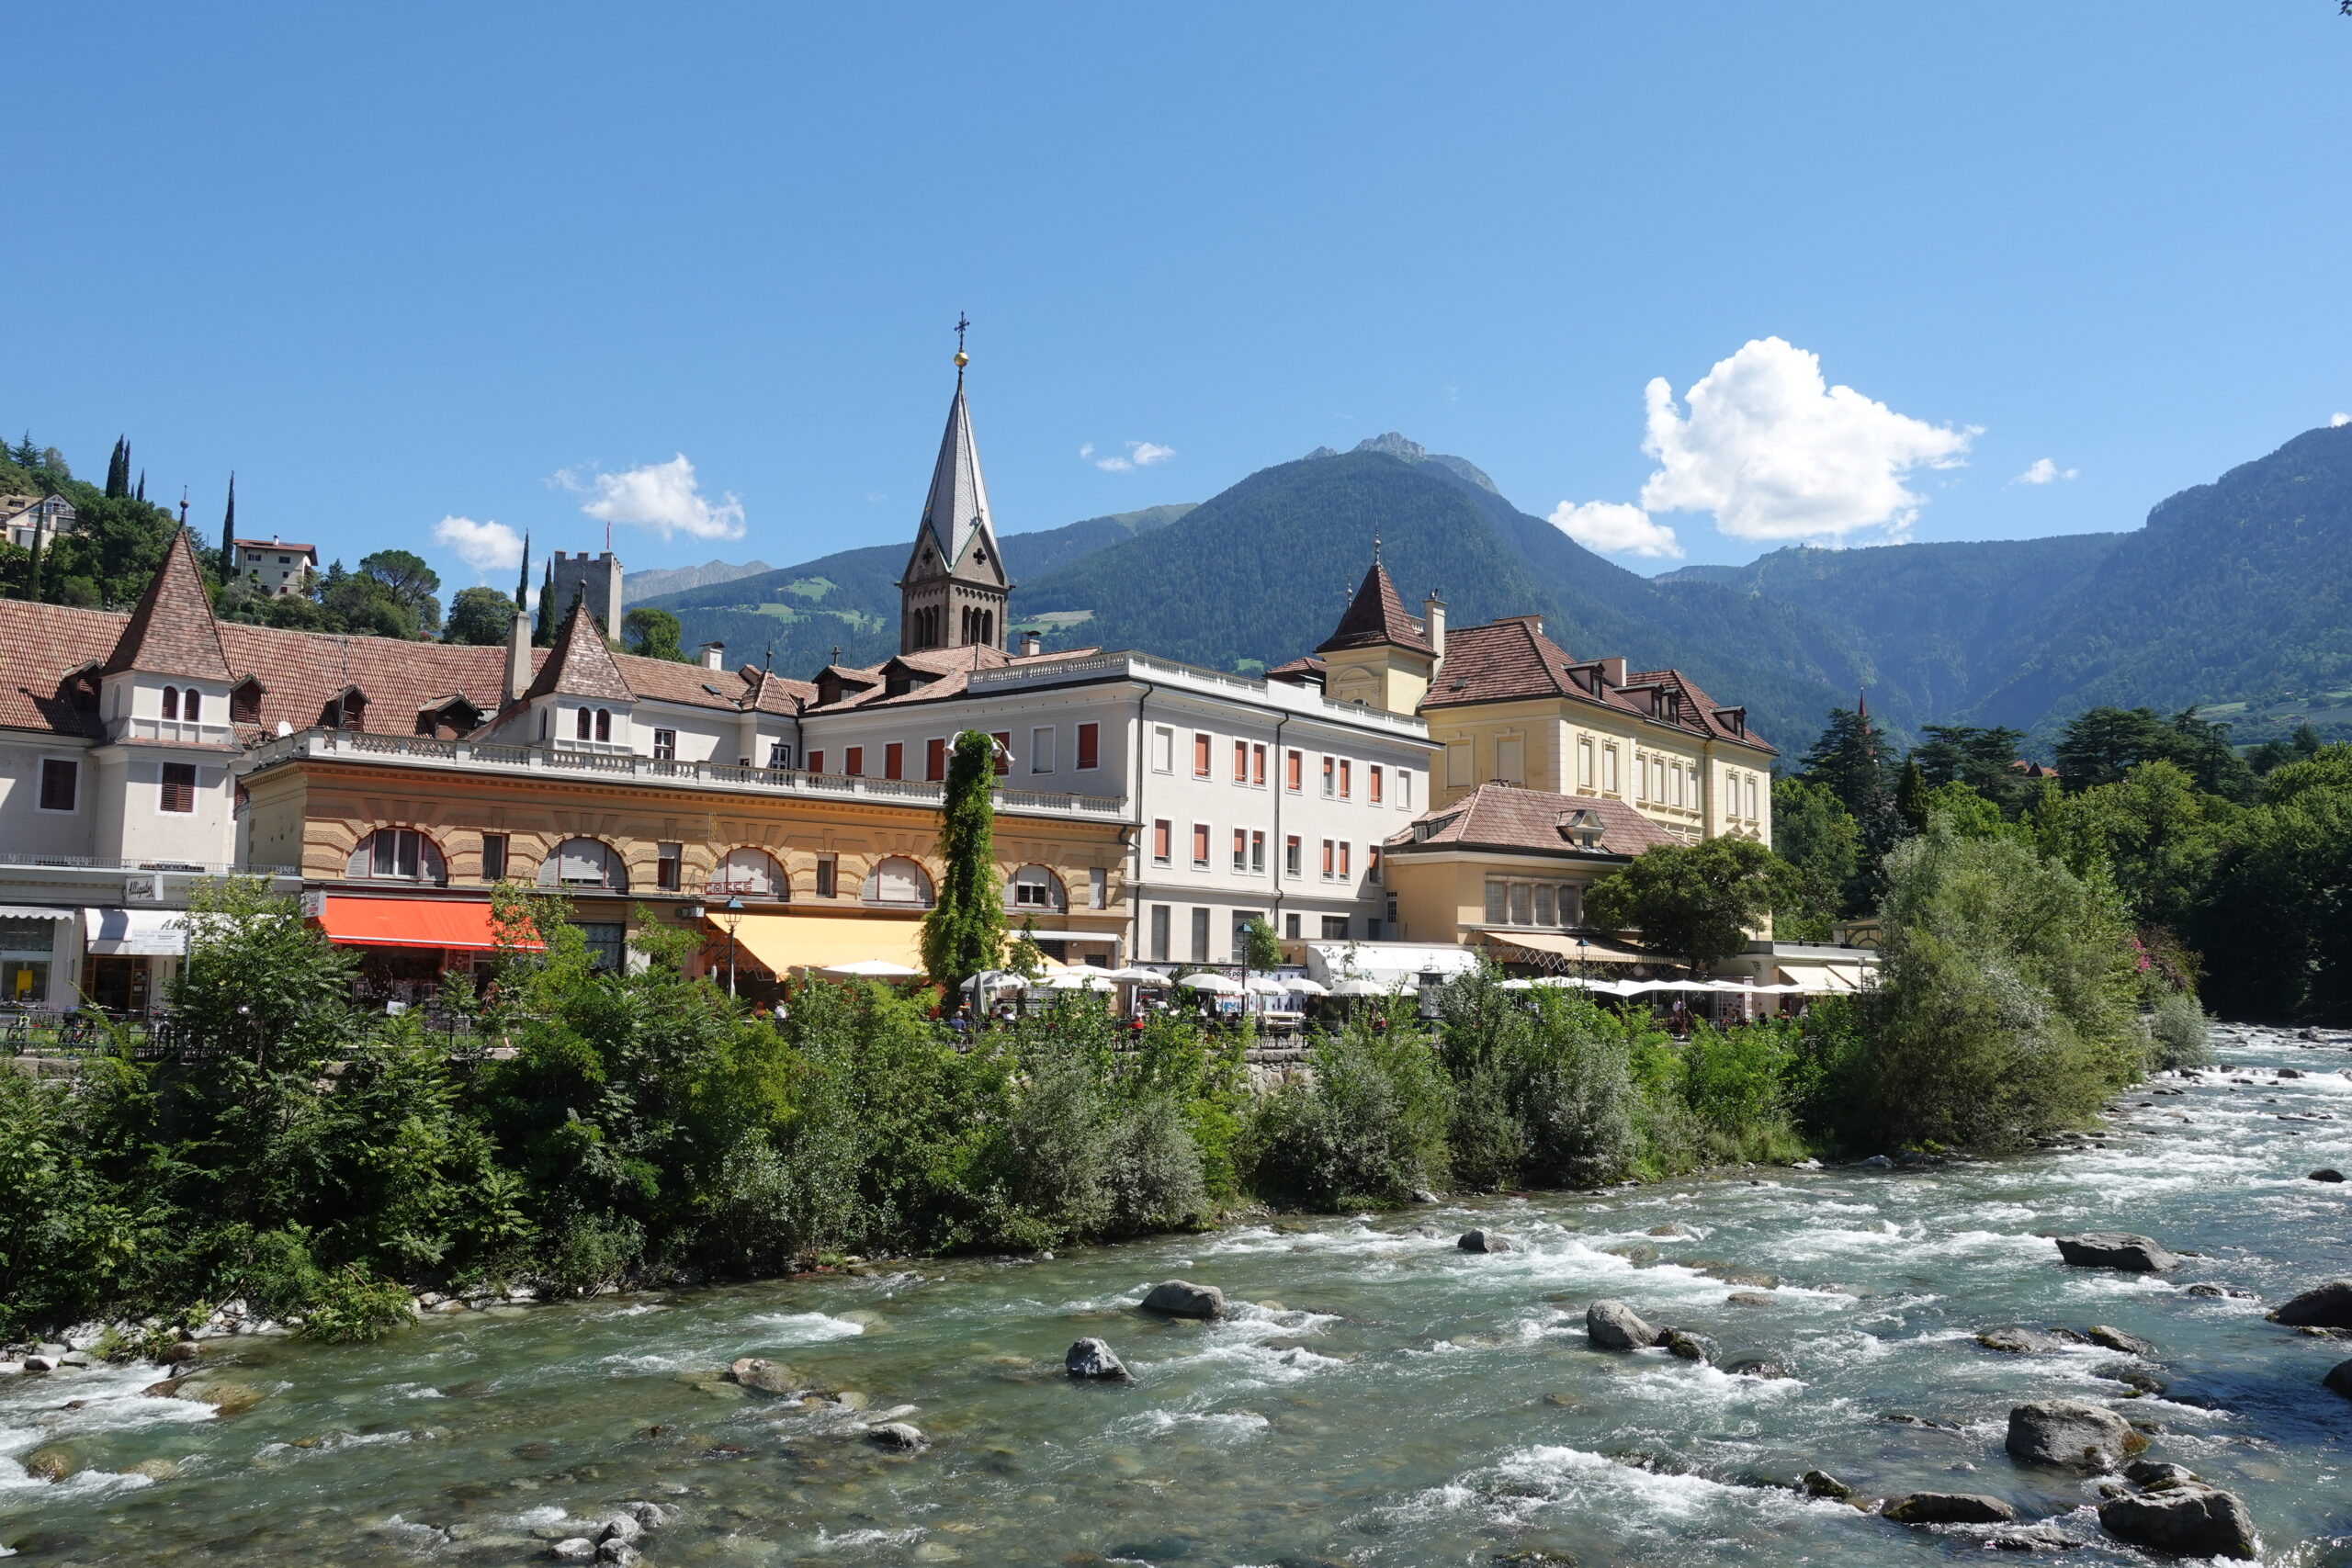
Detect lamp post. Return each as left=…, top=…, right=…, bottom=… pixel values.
left=723, top=896, right=745, bottom=998
left=1577, top=935, right=1589, bottom=989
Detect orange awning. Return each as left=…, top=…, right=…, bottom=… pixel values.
left=313, top=896, right=537, bottom=952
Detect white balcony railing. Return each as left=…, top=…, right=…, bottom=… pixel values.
left=966, top=650, right=1431, bottom=737
left=111, top=716, right=236, bottom=746
left=236, top=728, right=1129, bottom=820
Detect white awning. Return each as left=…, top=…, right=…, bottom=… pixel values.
left=0, top=905, right=75, bottom=920
left=82, top=908, right=187, bottom=956
left=1304, top=942, right=1479, bottom=987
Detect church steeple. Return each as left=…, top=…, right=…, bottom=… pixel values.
left=899, top=318, right=1012, bottom=654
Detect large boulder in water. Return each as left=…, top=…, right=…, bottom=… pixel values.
left=867, top=1421, right=929, bottom=1452
left=2055, top=1233, right=2180, bottom=1272
left=728, top=1357, right=803, bottom=1393
left=2267, top=1280, right=2352, bottom=1328
left=2006, top=1400, right=2143, bottom=1471
left=1585, top=1300, right=1660, bottom=1350
left=1140, top=1280, right=1224, bottom=1319
left=2099, top=1485, right=2259, bottom=1559
left=1884, top=1493, right=2019, bottom=1525
left=2324, top=1360, right=2352, bottom=1400
left=1066, top=1337, right=1135, bottom=1382
left=1457, top=1229, right=1510, bottom=1253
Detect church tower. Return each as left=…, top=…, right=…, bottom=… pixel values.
left=899, top=320, right=1012, bottom=654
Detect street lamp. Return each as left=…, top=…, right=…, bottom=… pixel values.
left=723, top=896, right=745, bottom=998
left=1577, top=935, right=1589, bottom=988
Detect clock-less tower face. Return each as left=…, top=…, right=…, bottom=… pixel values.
left=899, top=373, right=1011, bottom=654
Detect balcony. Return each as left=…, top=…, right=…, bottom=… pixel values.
left=109, top=716, right=236, bottom=746
left=237, top=728, right=1130, bottom=820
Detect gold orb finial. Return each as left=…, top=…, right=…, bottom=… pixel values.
left=954, top=349, right=968, bottom=368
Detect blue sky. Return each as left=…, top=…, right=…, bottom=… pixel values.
left=13, top=4, right=2351, bottom=590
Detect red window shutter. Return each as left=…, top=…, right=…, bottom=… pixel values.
left=884, top=741, right=904, bottom=780
left=1339, top=841, right=1351, bottom=875
left=1340, top=760, right=1351, bottom=797
left=1369, top=845, right=1383, bottom=882
left=1285, top=750, right=1302, bottom=790
left=1252, top=744, right=1266, bottom=785
left=808, top=750, right=825, bottom=775
left=1370, top=765, right=1384, bottom=804
left=1193, top=733, right=1211, bottom=777
left=1077, top=722, right=1100, bottom=770
left=926, top=738, right=947, bottom=780
left=845, top=747, right=864, bottom=776
left=1153, top=819, right=1171, bottom=861
left=1233, top=739, right=1248, bottom=782
left=1321, top=840, right=1334, bottom=876
left=1192, top=823, right=1209, bottom=863
left=991, top=731, right=1012, bottom=776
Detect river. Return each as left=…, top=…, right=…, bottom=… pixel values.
left=4, top=1023, right=2347, bottom=1565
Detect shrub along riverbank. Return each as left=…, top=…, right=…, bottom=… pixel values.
left=1, top=814, right=2192, bottom=1345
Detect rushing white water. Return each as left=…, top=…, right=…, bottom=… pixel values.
left=2, top=1023, right=2347, bottom=1564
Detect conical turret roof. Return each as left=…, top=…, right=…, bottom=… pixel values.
left=523, top=597, right=635, bottom=703
left=1317, top=560, right=1434, bottom=655
left=101, top=528, right=233, bottom=681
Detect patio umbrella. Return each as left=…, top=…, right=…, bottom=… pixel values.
left=1046, top=970, right=1116, bottom=991
left=1285, top=976, right=1331, bottom=997
left=959, top=969, right=1030, bottom=991
left=820, top=960, right=923, bottom=978
left=1178, top=973, right=1243, bottom=994
left=1329, top=978, right=1390, bottom=998
left=1104, top=967, right=1169, bottom=986
left=1242, top=975, right=1290, bottom=996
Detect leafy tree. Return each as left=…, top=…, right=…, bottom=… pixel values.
left=1007, top=918, right=1046, bottom=981
left=2055, top=705, right=2256, bottom=802
left=1895, top=756, right=1930, bottom=835
left=1770, top=776, right=1861, bottom=936
left=1586, top=834, right=1793, bottom=972
left=921, top=730, right=1004, bottom=987
left=2042, top=761, right=2231, bottom=929
left=446, top=585, right=519, bottom=647
left=1797, top=708, right=1899, bottom=894
left=1238, top=916, right=1282, bottom=980
left=2245, top=723, right=2324, bottom=775
left=357, top=549, right=442, bottom=632
left=623, top=605, right=687, bottom=661
left=2193, top=754, right=2352, bottom=1021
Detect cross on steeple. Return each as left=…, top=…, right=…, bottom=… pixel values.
left=954, top=311, right=971, bottom=378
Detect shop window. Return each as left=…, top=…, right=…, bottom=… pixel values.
left=577, top=922, right=626, bottom=972
left=1190, top=907, right=1210, bottom=962
left=1149, top=905, right=1170, bottom=961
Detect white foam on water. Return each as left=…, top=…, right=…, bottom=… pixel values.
left=1387, top=1443, right=1859, bottom=1534
left=748, top=1311, right=870, bottom=1343
left=808, top=1525, right=925, bottom=1550
left=1114, top=1408, right=1271, bottom=1441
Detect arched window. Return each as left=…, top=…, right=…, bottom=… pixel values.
left=1005, top=864, right=1066, bottom=912
left=536, top=837, right=628, bottom=892
left=710, top=847, right=787, bottom=901
left=575, top=707, right=593, bottom=740
left=860, top=855, right=934, bottom=907
left=345, top=827, right=448, bottom=884
left=595, top=708, right=612, bottom=742
left=183, top=689, right=203, bottom=722
left=161, top=686, right=179, bottom=720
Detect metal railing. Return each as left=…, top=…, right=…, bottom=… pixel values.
left=0, top=853, right=300, bottom=878
left=967, top=650, right=1431, bottom=736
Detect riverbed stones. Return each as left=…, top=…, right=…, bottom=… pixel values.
left=1140, top=1280, right=1224, bottom=1319
left=622, top=1502, right=666, bottom=1529
left=596, top=1540, right=639, bottom=1566
left=548, top=1540, right=597, bottom=1562
left=727, top=1357, right=804, bottom=1393
left=123, top=1457, right=180, bottom=1481
left=1584, top=1300, right=1660, bottom=1350
left=1884, top=1493, right=2019, bottom=1525
left=2006, top=1400, right=2143, bottom=1471
left=1800, top=1469, right=1851, bottom=1499
left=2311, top=1168, right=2346, bottom=1182
left=2085, top=1325, right=2158, bottom=1357
left=868, top=1421, right=928, bottom=1452
left=2098, top=1484, right=2258, bottom=1559
left=1067, top=1337, right=1135, bottom=1382
left=1660, top=1329, right=1715, bottom=1364
left=22, top=1445, right=78, bottom=1483
left=2324, top=1360, right=2352, bottom=1399
left=599, top=1516, right=643, bottom=1546
left=1978, top=1326, right=2078, bottom=1354
left=2267, top=1280, right=2352, bottom=1328
left=1457, top=1229, right=1510, bottom=1254
left=2055, top=1234, right=2180, bottom=1272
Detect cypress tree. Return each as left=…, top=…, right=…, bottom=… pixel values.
left=135, top=469, right=146, bottom=503
left=24, top=522, right=42, bottom=604
left=105, top=437, right=129, bottom=499
left=220, top=473, right=237, bottom=571
left=1895, top=756, right=1929, bottom=835
left=921, top=729, right=1005, bottom=987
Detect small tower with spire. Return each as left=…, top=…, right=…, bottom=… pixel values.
left=898, top=315, right=1012, bottom=653
left=1314, top=553, right=1440, bottom=716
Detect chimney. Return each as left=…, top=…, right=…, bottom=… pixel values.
left=698, top=641, right=727, bottom=671
left=1422, top=594, right=1446, bottom=659
left=503, top=604, right=532, bottom=705
left=1599, top=656, right=1626, bottom=688
left=1018, top=630, right=1043, bottom=658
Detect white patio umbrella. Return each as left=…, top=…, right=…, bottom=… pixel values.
left=1178, top=973, right=1243, bottom=995
left=1498, top=977, right=1539, bottom=991
left=1104, top=966, right=1169, bottom=986
left=1046, top=970, right=1117, bottom=991
left=1329, top=978, right=1390, bottom=998
left=1285, top=976, right=1331, bottom=997
left=820, top=960, right=923, bottom=978
left=1242, top=975, right=1290, bottom=996
left=959, top=969, right=1030, bottom=991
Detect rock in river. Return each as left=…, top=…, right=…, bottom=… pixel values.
left=1884, top=1493, right=2019, bottom=1525
left=2005, top=1400, right=2143, bottom=1471
left=2267, top=1280, right=2352, bottom=1329
left=1660, top=1329, right=1715, bottom=1364
left=729, top=1357, right=804, bottom=1393
left=1457, top=1229, right=1511, bottom=1253
left=1066, top=1337, right=1135, bottom=1382
left=1584, top=1300, right=1660, bottom=1350
left=2055, top=1233, right=2180, bottom=1272
left=548, top=1540, right=597, bottom=1562
left=868, top=1421, right=929, bottom=1452
left=2308, top=1168, right=2345, bottom=1183
left=2099, top=1484, right=2259, bottom=1559
left=2324, top=1359, right=2352, bottom=1400
left=1140, top=1280, right=1224, bottom=1319
left=2084, top=1325, right=2157, bottom=1357
left=22, top=1446, right=78, bottom=1483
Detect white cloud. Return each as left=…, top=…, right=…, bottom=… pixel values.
left=432, top=515, right=524, bottom=578
left=1083, top=439, right=1176, bottom=472
left=1547, top=499, right=1682, bottom=559
left=2333, top=412, right=2350, bottom=428
left=1637, top=336, right=1974, bottom=544
left=571, top=454, right=745, bottom=541
left=2014, top=457, right=2079, bottom=485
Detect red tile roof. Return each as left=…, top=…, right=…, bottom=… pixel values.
left=524, top=600, right=636, bottom=703
left=1317, top=561, right=1434, bottom=655
left=0, top=603, right=130, bottom=737
left=1423, top=616, right=1772, bottom=754
left=101, top=531, right=232, bottom=682
left=1385, top=783, right=1674, bottom=859
left=802, top=644, right=1102, bottom=713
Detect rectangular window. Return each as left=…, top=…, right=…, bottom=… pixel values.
left=1485, top=879, right=1508, bottom=923
left=808, top=750, right=826, bottom=775
left=1191, top=823, right=1210, bottom=869
left=1747, top=775, right=1760, bottom=821
left=578, top=922, right=626, bottom=973
left=1153, top=819, right=1172, bottom=864
left=1233, top=739, right=1249, bottom=783
left=37, top=758, right=76, bottom=812
left=1284, top=834, right=1302, bottom=877
left=1634, top=754, right=1646, bottom=802
left=1250, top=829, right=1266, bottom=873
left=1089, top=866, right=1107, bottom=909
left=1193, top=732, right=1212, bottom=778
left=1669, top=760, right=1683, bottom=807
left=885, top=741, right=904, bottom=780
left=1285, top=749, right=1302, bottom=791
left=1320, top=755, right=1336, bottom=797
left=1534, top=885, right=1555, bottom=925
left=481, top=833, right=509, bottom=882
left=767, top=740, right=794, bottom=770
left=1578, top=737, right=1594, bottom=788
left=1077, top=722, right=1101, bottom=770
left=926, top=737, right=947, bottom=781
left=990, top=732, right=1011, bottom=776
left=1338, top=841, right=1351, bottom=877
left=1445, top=741, right=1472, bottom=787
left=1320, top=839, right=1335, bottom=879
left=1231, top=829, right=1248, bottom=872
left=845, top=746, right=865, bottom=777
left=1320, top=916, right=1350, bottom=940
left=1497, top=736, right=1524, bottom=785
left=1152, top=726, right=1174, bottom=773
left=1030, top=727, right=1055, bottom=773
left=651, top=728, right=677, bottom=761
left=1510, top=883, right=1532, bottom=924
left=159, top=761, right=198, bottom=814
left=1561, top=885, right=1583, bottom=926
left=1251, top=743, right=1267, bottom=786
left=1368, top=765, right=1384, bottom=805
left=1190, top=907, right=1210, bottom=963
left=1340, top=760, right=1352, bottom=798
left=372, top=828, right=422, bottom=879
left=1149, top=904, right=1170, bottom=961
left=1604, top=746, right=1619, bottom=795
left=814, top=855, right=838, bottom=898
left=1284, top=912, right=1301, bottom=939
left=1398, top=770, right=1412, bottom=809
left=657, top=842, right=683, bottom=892
left=1368, top=845, right=1382, bottom=884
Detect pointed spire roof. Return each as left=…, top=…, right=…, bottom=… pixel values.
left=523, top=596, right=635, bottom=703
left=1317, top=560, right=1434, bottom=655
left=101, top=529, right=233, bottom=681
left=918, top=377, right=995, bottom=569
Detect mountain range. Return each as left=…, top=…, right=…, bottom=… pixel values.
left=639, top=425, right=2352, bottom=756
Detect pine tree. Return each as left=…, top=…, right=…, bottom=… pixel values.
left=921, top=729, right=1005, bottom=987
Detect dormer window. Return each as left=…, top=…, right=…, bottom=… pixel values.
left=231, top=678, right=263, bottom=724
